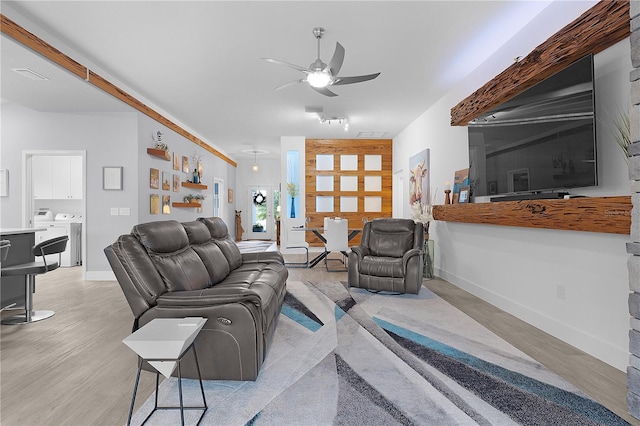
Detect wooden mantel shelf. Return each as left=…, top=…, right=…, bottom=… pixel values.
left=432, top=196, right=631, bottom=235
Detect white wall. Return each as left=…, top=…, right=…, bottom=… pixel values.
left=0, top=103, right=140, bottom=276
left=393, top=3, right=632, bottom=370
left=136, top=113, right=236, bottom=229
left=0, top=104, right=238, bottom=279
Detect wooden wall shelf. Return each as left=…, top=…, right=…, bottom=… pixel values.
left=172, top=202, right=201, bottom=208
left=181, top=182, right=208, bottom=190
left=146, top=148, right=171, bottom=161
left=432, top=196, right=631, bottom=235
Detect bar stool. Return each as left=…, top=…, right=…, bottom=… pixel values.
left=0, top=240, right=10, bottom=262
left=1, top=235, right=68, bottom=324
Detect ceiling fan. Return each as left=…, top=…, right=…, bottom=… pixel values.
left=262, top=27, right=380, bottom=97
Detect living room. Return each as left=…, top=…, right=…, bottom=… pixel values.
left=1, top=0, right=638, bottom=424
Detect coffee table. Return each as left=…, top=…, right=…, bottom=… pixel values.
left=123, top=317, right=208, bottom=425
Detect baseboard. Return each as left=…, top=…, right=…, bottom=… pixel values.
left=85, top=270, right=116, bottom=281
left=435, top=268, right=628, bottom=371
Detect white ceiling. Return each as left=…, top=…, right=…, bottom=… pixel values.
left=1, top=1, right=559, bottom=161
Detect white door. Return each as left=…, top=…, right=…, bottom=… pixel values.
left=246, top=186, right=274, bottom=240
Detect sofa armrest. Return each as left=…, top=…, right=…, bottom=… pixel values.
left=241, top=251, right=285, bottom=265
left=156, top=286, right=262, bottom=308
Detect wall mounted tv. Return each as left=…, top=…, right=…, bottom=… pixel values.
left=468, top=54, right=596, bottom=200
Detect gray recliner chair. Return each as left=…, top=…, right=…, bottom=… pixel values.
left=348, top=218, right=424, bottom=294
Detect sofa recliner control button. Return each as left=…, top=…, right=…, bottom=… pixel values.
left=217, top=317, right=232, bottom=325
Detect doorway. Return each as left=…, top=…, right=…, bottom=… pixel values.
left=23, top=150, right=86, bottom=279
left=246, top=185, right=276, bottom=240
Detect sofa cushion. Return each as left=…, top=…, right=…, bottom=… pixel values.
left=183, top=221, right=231, bottom=285
left=199, top=217, right=243, bottom=269
left=133, top=220, right=211, bottom=292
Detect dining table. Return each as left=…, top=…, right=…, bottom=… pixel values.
left=290, top=227, right=362, bottom=268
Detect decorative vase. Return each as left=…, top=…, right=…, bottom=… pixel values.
left=290, top=196, right=296, bottom=218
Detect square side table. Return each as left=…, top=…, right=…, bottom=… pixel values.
left=123, top=317, right=208, bottom=426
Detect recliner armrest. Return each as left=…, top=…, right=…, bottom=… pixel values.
left=402, top=248, right=422, bottom=269
left=156, top=287, right=262, bottom=308
left=350, top=246, right=370, bottom=259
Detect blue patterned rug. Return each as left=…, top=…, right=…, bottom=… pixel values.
left=130, top=280, right=629, bottom=425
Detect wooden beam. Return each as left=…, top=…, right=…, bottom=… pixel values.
left=1, top=13, right=237, bottom=167
left=451, top=1, right=630, bottom=126
left=432, top=196, right=631, bottom=234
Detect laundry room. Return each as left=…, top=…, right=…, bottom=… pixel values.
left=32, top=154, right=84, bottom=267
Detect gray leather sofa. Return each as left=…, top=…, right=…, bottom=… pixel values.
left=104, top=217, right=287, bottom=380
left=348, top=218, right=424, bottom=294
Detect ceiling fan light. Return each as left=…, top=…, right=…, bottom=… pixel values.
left=308, top=71, right=331, bottom=88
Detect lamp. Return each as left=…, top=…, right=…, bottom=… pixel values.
left=307, top=70, right=331, bottom=88
left=252, top=151, right=259, bottom=173
left=320, top=116, right=349, bottom=131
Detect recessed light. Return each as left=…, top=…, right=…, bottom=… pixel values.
left=11, top=68, right=50, bottom=81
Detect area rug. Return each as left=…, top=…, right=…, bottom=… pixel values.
left=130, top=280, right=629, bottom=425
left=236, top=240, right=277, bottom=253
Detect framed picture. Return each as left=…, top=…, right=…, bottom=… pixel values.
left=198, top=160, right=203, bottom=180
left=150, top=194, right=160, bottom=214
left=228, top=188, right=233, bottom=203
left=459, top=188, right=469, bottom=203
left=488, top=180, right=498, bottom=195
left=103, top=166, right=123, bottom=190
left=162, top=171, right=171, bottom=191
left=452, top=168, right=470, bottom=204
left=150, top=168, right=159, bottom=189
left=173, top=174, right=180, bottom=192
left=173, top=152, right=180, bottom=171
left=182, top=156, right=189, bottom=173
left=162, top=195, right=171, bottom=214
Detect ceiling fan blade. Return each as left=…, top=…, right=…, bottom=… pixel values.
left=326, top=42, right=345, bottom=76
left=262, top=58, right=310, bottom=74
left=332, top=73, right=380, bottom=86
left=275, top=79, right=305, bottom=91
left=312, top=86, right=338, bottom=97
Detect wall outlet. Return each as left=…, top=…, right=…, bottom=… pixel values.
left=110, top=207, right=119, bottom=216
left=119, top=207, right=130, bottom=216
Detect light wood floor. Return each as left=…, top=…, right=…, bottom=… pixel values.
left=1, top=256, right=637, bottom=425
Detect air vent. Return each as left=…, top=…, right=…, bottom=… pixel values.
left=357, top=131, right=387, bottom=138
left=11, top=68, right=50, bottom=81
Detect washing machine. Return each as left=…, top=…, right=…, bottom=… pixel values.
left=34, top=212, right=82, bottom=267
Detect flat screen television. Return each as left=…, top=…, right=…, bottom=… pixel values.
left=468, top=54, right=597, bottom=200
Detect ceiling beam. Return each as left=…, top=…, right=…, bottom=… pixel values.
left=0, top=13, right=237, bottom=167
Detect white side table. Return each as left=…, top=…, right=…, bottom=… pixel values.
left=123, top=317, right=208, bottom=426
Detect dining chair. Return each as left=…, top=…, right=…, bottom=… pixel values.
left=323, top=217, right=348, bottom=271
left=283, top=225, right=309, bottom=268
